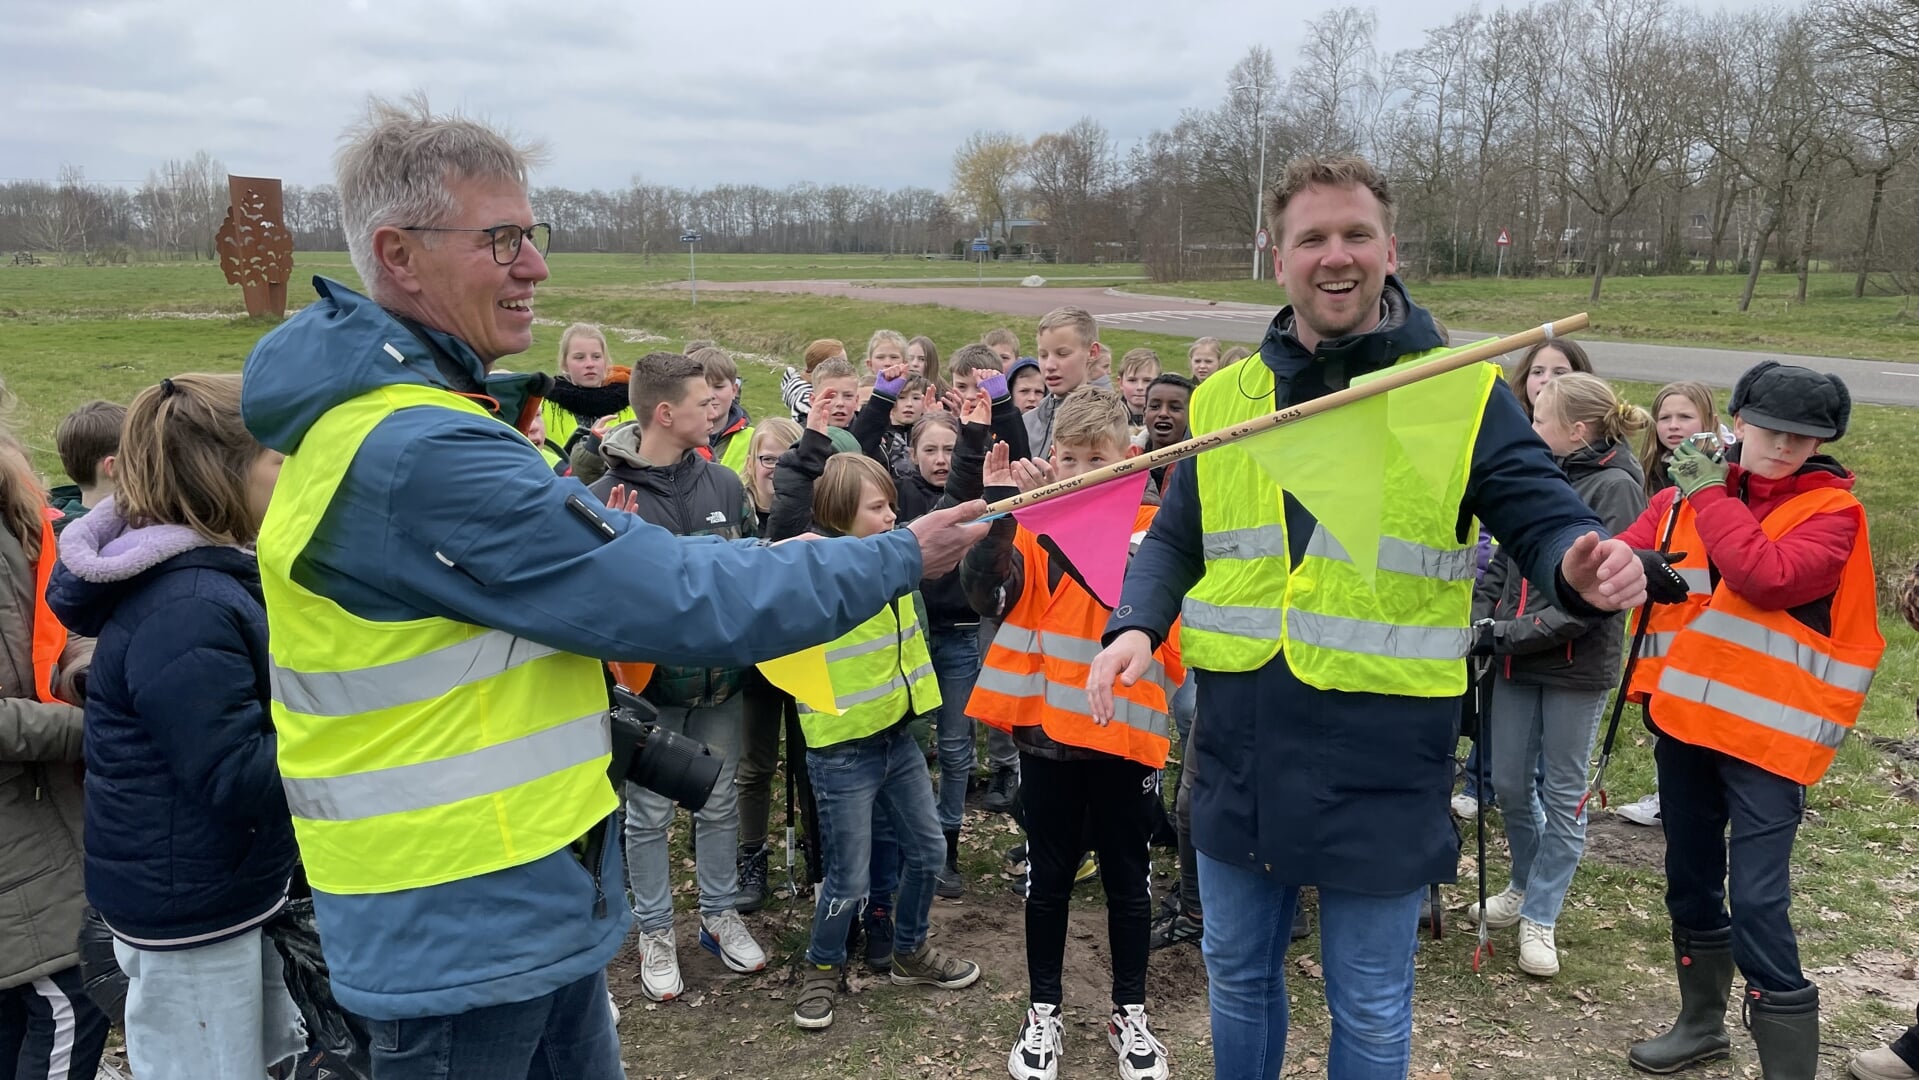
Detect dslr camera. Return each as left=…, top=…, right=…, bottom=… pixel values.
left=607, top=685, right=723, bottom=812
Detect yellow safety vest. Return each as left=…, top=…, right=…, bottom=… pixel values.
left=260, top=383, right=617, bottom=895
left=1181, top=349, right=1494, bottom=697
left=718, top=425, right=755, bottom=473
left=540, top=398, right=635, bottom=452
left=799, top=595, right=941, bottom=750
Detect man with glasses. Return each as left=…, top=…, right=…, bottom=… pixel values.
left=240, top=97, right=987, bottom=1079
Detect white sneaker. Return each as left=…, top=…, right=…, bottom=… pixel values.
left=1617, top=791, right=1662, bottom=826
left=1518, top=918, right=1560, bottom=977
left=636, top=927, right=683, bottom=1001
left=1009, top=1002, right=1064, bottom=1080
left=607, top=989, right=620, bottom=1024
left=1451, top=792, right=1482, bottom=819
left=1108, top=1004, right=1170, bottom=1080
left=699, top=909, right=767, bottom=973
left=1467, top=886, right=1525, bottom=929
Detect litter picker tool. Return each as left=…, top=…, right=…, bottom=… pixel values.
left=1576, top=499, right=1684, bottom=819
left=1468, top=652, right=1495, bottom=972
left=980, top=315, right=1591, bottom=518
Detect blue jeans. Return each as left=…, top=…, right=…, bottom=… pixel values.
left=805, top=724, right=946, bottom=967
left=1198, top=853, right=1422, bottom=1079
left=364, top=969, right=624, bottom=1080
left=1486, top=680, right=1606, bottom=927
left=114, top=929, right=307, bottom=1080
left=928, top=627, right=983, bottom=832
left=623, top=696, right=744, bottom=932
left=1656, top=732, right=1807, bottom=992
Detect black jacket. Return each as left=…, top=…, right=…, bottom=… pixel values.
left=588, top=424, right=757, bottom=706
left=1473, top=439, right=1648, bottom=691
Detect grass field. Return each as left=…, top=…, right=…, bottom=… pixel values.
left=6, top=257, right=1919, bottom=1077
left=1150, top=271, right=1919, bottom=363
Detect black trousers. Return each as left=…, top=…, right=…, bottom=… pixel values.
left=1657, top=733, right=1808, bottom=993
left=0, top=964, right=109, bottom=1080
left=1020, top=752, right=1159, bottom=1008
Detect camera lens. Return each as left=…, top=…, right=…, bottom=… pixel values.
left=626, top=723, right=723, bottom=812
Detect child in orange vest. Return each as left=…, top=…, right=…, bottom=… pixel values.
left=1620, top=362, right=1884, bottom=1078
left=962, top=386, right=1182, bottom=1080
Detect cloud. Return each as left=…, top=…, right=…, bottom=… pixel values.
left=8, top=0, right=1785, bottom=192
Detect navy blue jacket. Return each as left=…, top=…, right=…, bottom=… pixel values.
left=1107, top=279, right=1606, bottom=895
left=47, top=501, right=297, bottom=947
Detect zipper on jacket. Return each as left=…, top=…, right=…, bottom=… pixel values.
left=892, top=598, right=918, bottom=717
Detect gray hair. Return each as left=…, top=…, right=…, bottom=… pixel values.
left=335, top=93, right=544, bottom=300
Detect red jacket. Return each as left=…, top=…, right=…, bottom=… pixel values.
left=1618, top=461, right=1860, bottom=612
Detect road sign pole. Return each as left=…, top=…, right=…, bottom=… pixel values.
left=690, top=242, right=697, bottom=306
left=1496, top=246, right=1504, bottom=279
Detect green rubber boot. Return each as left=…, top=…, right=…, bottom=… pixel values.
left=1629, top=925, right=1734, bottom=1074
left=1744, top=983, right=1819, bottom=1080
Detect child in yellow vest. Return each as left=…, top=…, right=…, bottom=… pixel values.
left=769, top=393, right=981, bottom=1032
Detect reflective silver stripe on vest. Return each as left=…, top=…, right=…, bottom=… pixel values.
left=1182, top=598, right=1285, bottom=639
left=1685, top=610, right=1877, bottom=694
left=1678, top=568, right=1713, bottom=595
left=1304, top=528, right=1476, bottom=582
left=1287, top=609, right=1472, bottom=661
left=972, top=666, right=1172, bottom=740
left=1202, top=525, right=1287, bottom=561
left=1657, top=669, right=1849, bottom=749
left=825, top=621, right=923, bottom=663
left=271, top=630, right=561, bottom=717
left=989, top=625, right=1172, bottom=697
left=282, top=712, right=608, bottom=822
left=835, top=662, right=937, bottom=710
left=1640, top=631, right=1676, bottom=659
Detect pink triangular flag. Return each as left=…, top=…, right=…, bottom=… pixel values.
left=1010, top=469, right=1153, bottom=609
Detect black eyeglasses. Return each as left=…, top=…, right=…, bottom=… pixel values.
left=755, top=454, right=782, bottom=468
left=400, top=222, right=552, bottom=265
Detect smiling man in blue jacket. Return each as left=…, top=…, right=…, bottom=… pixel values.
left=240, top=97, right=986, bottom=1080
left=1087, top=155, right=1650, bottom=1079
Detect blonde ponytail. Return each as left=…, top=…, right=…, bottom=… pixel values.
left=1537, top=373, right=1649, bottom=445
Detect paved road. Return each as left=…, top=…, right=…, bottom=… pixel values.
left=696, top=280, right=1919, bottom=407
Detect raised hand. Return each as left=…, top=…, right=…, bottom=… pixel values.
left=602, top=484, right=641, bottom=515
left=961, top=391, right=992, bottom=428
left=1011, top=457, right=1056, bottom=494
left=807, top=389, right=837, bottom=434
left=982, top=442, right=1014, bottom=489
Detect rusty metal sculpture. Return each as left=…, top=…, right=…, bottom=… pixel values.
left=214, top=176, right=294, bottom=319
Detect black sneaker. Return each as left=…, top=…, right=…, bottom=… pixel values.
left=1290, top=906, right=1312, bottom=941
left=863, top=906, right=895, bottom=973
left=792, top=964, right=841, bottom=1030
left=736, top=843, right=770, bottom=914
left=1149, top=910, right=1203, bottom=950
left=935, top=864, right=965, bottom=899
left=983, top=767, right=1018, bottom=814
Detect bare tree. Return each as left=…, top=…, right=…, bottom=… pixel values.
left=950, top=131, right=1029, bottom=243
left=1025, top=117, right=1115, bottom=262
left=1285, top=8, right=1378, bottom=153
left=1556, top=0, right=1683, bottom=300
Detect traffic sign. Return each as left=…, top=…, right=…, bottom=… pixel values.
left=1255, top=228, right=1270, bottom=251
left=681, top=232, right=701, bottom=244
left=1495, top=228, right=1512, bottom=247
left=971, top=239, right=991, bottom=253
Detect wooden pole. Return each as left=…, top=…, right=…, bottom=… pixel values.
left=982, top=313, right=1590, bottom=517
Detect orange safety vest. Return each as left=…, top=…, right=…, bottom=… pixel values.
left=969, top=506, right=1183, bottom=769
left=1626, top=499, right=1713, bottom=703
left=29, top=511, right=69, bottom=704
left=1630, top=488, right=1884, bottom=785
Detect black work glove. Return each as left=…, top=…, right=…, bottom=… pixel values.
left=1639, top=550, right=1691, bottom=605
left=1469, top=619, right=1497, bottom=657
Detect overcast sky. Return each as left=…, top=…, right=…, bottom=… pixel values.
left=12, top=0, right=1782, bottom=194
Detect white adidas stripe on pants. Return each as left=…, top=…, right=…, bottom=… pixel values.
left=29, top=975, right=78, bottom=1080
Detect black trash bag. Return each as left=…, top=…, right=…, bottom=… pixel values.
left=76, top=907, right=127, bottom=1028
left=265, top=899, right=372, bottom=1080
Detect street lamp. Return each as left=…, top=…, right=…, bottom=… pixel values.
left=1234, top=80, right=1270, bottom=281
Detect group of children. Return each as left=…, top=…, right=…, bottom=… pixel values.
left=2, top=295, right=1888, bottom=1080
left=553, top=307, right=1211, bottom=1079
